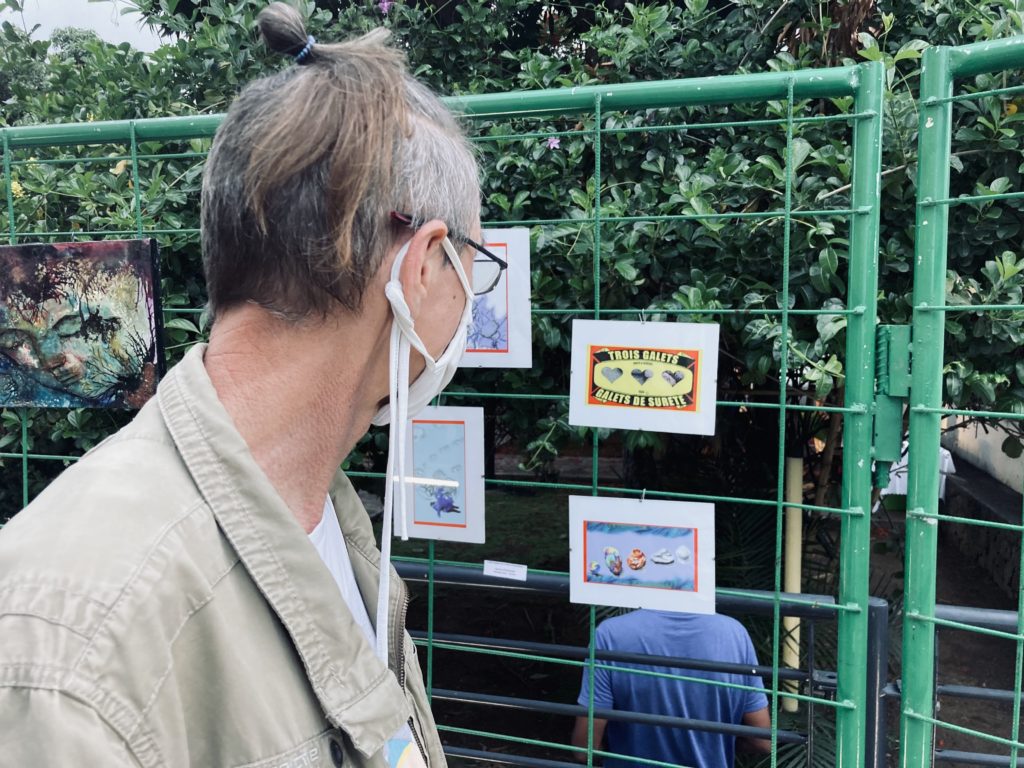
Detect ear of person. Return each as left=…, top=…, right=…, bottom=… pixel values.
left=396, top=218, right=449, bottom=315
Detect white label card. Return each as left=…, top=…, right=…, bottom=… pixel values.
left=483, top=560, right=529, bottom=582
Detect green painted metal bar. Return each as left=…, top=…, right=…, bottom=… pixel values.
left=0, top=66, right=860, bottom=152
left=469, top=111, right=871, bottom=144
left=585, top=92, right=602, bottom=768
left=928, top=189, right=1024, bottom=206
left=907, top=509, right=1024, bottom=533
left=901, top=44, right=954, bottom=768
left=130, top=123, right=144, bottom=237
left=9, top=150, right=208, bottom=166
left=426, top=539, right=435, bottom=700
left=531, top=307, right=867, bottom=316
left=5, top=228, right=200, bottom=238
left=1, top=115, right=222, bottom=149
left=904, top=612, right=1024, bottom=643
left=904, top=712, right=1024, bottom=752
left=947, top=35, right=1024, bottom=78
left=836, top=58, right=885, bottom=767
left=450, top=65, right=860, bottom=117
left=20, top=411, right=29, bottom=509
left=917, top=303, right=1024, bottom=312
left=438, top=390, right=867, bottom=416
left=937, top=81, right=1024, bottom=104
left=486, top=208, right=862, bottom=228
left=767, top=77, right=796, bottom=763
left=3, top=132, right=15, bottom=242
left=910, top=406, right=1024, bottom=420
left=0, top=452, right=80, bottom=462
left=3, top=134, right=29, bottom=510
left=1012, top=490, right=1024, bottom=768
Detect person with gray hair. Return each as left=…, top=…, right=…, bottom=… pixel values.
left=0, top=4, right=502, bottom=766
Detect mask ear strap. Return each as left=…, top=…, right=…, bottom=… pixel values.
left=442, top=237, right=473, bottom=298
left=376, top=320, right=405, bottom=667
left=396, top=332, right=411, bottom=542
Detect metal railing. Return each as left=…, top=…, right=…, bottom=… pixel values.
left=395, top=561, right=891, bottom=768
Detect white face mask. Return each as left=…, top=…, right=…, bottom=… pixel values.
left=369, top=238, right=473, bottom=427
left=372, top=236, right=473, bottom=667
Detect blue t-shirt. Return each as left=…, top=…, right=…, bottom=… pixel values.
left=577, top=610, right=768, bottom=768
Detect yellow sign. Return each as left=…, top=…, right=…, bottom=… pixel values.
left=587, top=346, right=699, bottom=411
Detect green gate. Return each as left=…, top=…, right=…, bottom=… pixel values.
left=901, top=38, right=1024, bottom=768
left=1, top=62, right=885, bottom=766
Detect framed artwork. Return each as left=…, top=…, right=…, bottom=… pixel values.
left=461, top=227, right=532, bottom=369
left=397, top=406, right=486, bottom=543
left=569, top=495, right=716, bottom=614
left=0, top=239, right=164, bottom=409
left=568, top=319, right=720, bottom=435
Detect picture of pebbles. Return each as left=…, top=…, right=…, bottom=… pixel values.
left=582, top=521, right=697, bottom=591
left=569, top=496, right=716, bottom=614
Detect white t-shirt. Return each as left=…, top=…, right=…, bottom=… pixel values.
left=309, top=497, right=414, bottom=743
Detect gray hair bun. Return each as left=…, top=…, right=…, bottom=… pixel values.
left=257, top=2, right=313, bottom=61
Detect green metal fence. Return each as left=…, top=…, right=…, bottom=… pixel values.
left=1, top=62, right=885, bottom=767
left=901, top=38, right=1024, bottom=768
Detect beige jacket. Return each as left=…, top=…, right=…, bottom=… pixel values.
left=0, top=344, right=444, bottom=768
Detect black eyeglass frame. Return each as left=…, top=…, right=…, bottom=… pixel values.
left=389, top=211, right=508, bottom=295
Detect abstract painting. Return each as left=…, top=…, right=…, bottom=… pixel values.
left=398, top=406, right=486, bottom=543
left=569, top=495, right=716, bottom=614
left=461, top=228, right=532, bottom=369
left=0, top=239, right=163, bottom=409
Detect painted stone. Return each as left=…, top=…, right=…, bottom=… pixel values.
left=603, top=546, right=623, bottom=576
left=627, top=548, right=646, bottom=570
left=651, top=548, right=674, bottom=565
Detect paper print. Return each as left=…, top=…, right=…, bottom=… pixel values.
left=569, top=320, right=720, bottom=435
left=569, top=495, right=716, bottom=614
left=399, top=406, right=486, bottom=543
left=461, top=228, right=532, bottom=369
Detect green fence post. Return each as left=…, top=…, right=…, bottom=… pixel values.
left=901, top=44, right=953, bottom=768
left=836, top=59, right=884, bottom=768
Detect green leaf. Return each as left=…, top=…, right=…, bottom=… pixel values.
left=164, top=317, right=200, bottom=333
left=756, top=155, right=784, bottom=182
left=819, top=247, right=839, bottom=276
left=990, top=176, right=1012, bottom=194
left=789, top=138, right=812, bottom=172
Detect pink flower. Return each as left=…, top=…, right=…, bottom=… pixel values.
left=546, top=136, right=561, bottom=149
left=379, top=0, right=393, bottom=13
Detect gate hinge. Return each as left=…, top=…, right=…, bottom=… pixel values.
left=872, top=325, right=911, bottom=489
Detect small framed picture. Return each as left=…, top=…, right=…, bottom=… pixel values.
left=0, top=239, right=164, bottom=409
left=569, top=319, right=720, bottom=435
left=397, top=406, right=486, bottom=543
left=460, top=228, right=532, bottom=369
left=569, top=495, right=716, bottom=614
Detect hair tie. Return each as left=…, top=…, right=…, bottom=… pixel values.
left=294, top=35, right=315, bottom=64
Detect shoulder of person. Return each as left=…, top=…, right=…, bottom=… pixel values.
left=0, top=397, right=235, bottom=685
left=695, top=612, right=755, bottom=639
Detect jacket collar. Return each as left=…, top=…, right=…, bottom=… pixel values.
left=157, top=344, right=409, bottom=757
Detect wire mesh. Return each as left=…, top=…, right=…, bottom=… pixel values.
left=902, top=38, right=1024, bottom=768
left=0, top=63, right=886, bottom=768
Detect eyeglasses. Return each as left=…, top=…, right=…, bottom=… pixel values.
left=390, top=211, right=508, bottom=296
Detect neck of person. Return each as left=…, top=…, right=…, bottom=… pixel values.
left=203, top=300, right=391, bottom=534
